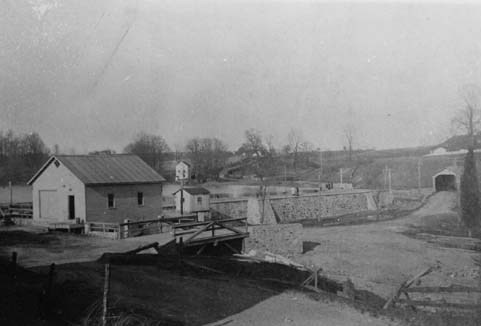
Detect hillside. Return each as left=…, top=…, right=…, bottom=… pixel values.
left=437, top=134, right=481, bottom=151
left=161, top=139, right=478, bottom=190
left=213, top=148, right=471, bottom=190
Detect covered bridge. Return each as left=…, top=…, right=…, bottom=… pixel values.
left=432, top=166, right=462, bottom=192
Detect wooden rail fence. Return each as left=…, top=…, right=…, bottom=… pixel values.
left=88, top=215, right=199, bottom=239
left=172, top=217, right=249, bottom=254
left=0, top=202, right=33, bottom=219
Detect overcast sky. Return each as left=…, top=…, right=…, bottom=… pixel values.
left=2, top=0, right=481, bottom=153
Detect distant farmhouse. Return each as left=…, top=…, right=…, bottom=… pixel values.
left=175, top=160, right=191, bottom=182
left=27, top=154, right=165, bottom=226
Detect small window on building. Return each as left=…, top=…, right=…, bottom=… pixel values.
left=197, top=196, right=202, bottom=205
left=54, top=160, right=60, bottom=168
left=107, top=193, right=115, bottom=208
left=137, top=192, right=144, bottom=206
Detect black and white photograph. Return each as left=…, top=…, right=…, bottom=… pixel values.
left=1, top=0, right=481, bottom=325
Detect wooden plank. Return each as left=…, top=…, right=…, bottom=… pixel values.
left=223, top=242, right=240, bottom=254
left=406, top=285, right=481, bottom=293
left=396, top=299, right=478, bottom=310
left=102, top=263, right=110, bottom=326
left=215, top=221, right=244, bottom=235
left=171, top=217, right=247, bottom=229
left=174, top=225, right=226, bottom=236
left=184, top=222, right=214, bottom=244
left=196, top=245, right=207, bottom=256
left=383, top=267, right=434, bottom=309
left=124, top=242, right=159, bottom=254
left=183, top=233, right=249, bottom=247
left=182, top=260, right=224, bottom=274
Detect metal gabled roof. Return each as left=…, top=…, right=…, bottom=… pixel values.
left=28, top=154, right=166, bottom=186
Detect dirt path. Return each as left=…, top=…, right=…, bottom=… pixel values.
left=299, top=192, right=479, bottom=305
left=206, top=291, right=401, bottom=326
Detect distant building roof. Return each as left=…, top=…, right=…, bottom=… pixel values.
left=173, top=187, right=210, bottom=196
left=28, top=154, right=166, bottom=186
left=177, top=160, right=191, bottom=167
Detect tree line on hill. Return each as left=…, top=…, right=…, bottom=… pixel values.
left=0, top=130, right=50, bottom=185
left=0, top=127, right=326, bottom=185
left=122, top=129, right=319, bottom=183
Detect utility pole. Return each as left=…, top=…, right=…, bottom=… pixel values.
left=417, top=158, right=422, bottom=192
left=180, top=179, right=184, bottom=216
left=388, top=168, right=392, bottom=194
left=9, top=181, right=12, bottom=207
left=384, top=165, right=388, bottom=190
left=340, top=168, right=343, bottom=184
left=319, top=149, right=323, bottom=178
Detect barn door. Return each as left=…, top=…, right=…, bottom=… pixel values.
left=39, top=190, right=56, bottom=218
left=68, top=195, right=75, bottom=220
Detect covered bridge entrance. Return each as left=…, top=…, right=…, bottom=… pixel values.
left=432, top=167, right=462, bottom=192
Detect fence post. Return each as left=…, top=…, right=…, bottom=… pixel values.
left=41, top=263, right=55, bottom=318
left=178, top=237, right=184, bottom=265
left=46, top=263, right=55, bottom=301
left=102, top=263, right=110, bottom=326
left=10, top=251, right=17, bottom=279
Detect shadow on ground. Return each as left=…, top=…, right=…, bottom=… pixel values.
left=302, top=241, right=321, bottom=253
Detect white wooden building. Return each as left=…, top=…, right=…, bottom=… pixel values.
left=175, top=161, right=191, bottom=182
left=173, top=187, right=210, bottom=220
left=27, top=154, right=165, bottom=225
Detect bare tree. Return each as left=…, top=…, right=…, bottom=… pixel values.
left=124, top=132, right=170, bottom=172
left=343, top=123, right=355, bottom=161
left=264, top=134, right=277, bottom=156
left=185, top=137, right=229, bottom=182
left=452, top=84, right=481, bottom=148
left=287, top=128, right=303, bottom=169
left=237, top=129, right=272, bottom=181
left=299, top=141, right=314, bottom=164
left=0, top=130, right=50, bottom=184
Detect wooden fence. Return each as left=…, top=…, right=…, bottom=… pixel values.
left=0, top=202, right=33, bottom=219
left=88, top=215, right=198, bottom=239
left=172, top=217, right=249, bottom=246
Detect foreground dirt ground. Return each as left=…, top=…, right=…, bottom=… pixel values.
left=1, top=191, right=480, bottom=325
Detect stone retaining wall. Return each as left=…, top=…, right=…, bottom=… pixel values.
left=270, top=192, right=372, bottom=223
left=210, top=199, right=248, bottom=220
left=210, top=191, right=377, bottom=224
left=245, top=223, right=303, bottom=258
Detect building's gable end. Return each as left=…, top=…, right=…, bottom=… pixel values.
left=27, top=156, right=56, bottom=185
left=31, top=157, right=85, bottom=187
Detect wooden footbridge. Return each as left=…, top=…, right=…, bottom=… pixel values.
left=171, top=217, right=249, bottom=255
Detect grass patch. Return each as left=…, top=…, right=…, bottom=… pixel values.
left=0, top=230, right=59, bottom=246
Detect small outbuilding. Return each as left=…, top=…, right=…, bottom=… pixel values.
left=27, top=154, right=165, bottom=225
left=173, top=187, right=210, bottom=220
left=432, top=166, right=462, bottom=192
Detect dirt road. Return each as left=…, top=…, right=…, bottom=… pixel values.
left=206, top=291, right=401, bottom=326
left=299, top=191, right=479, bottom=304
